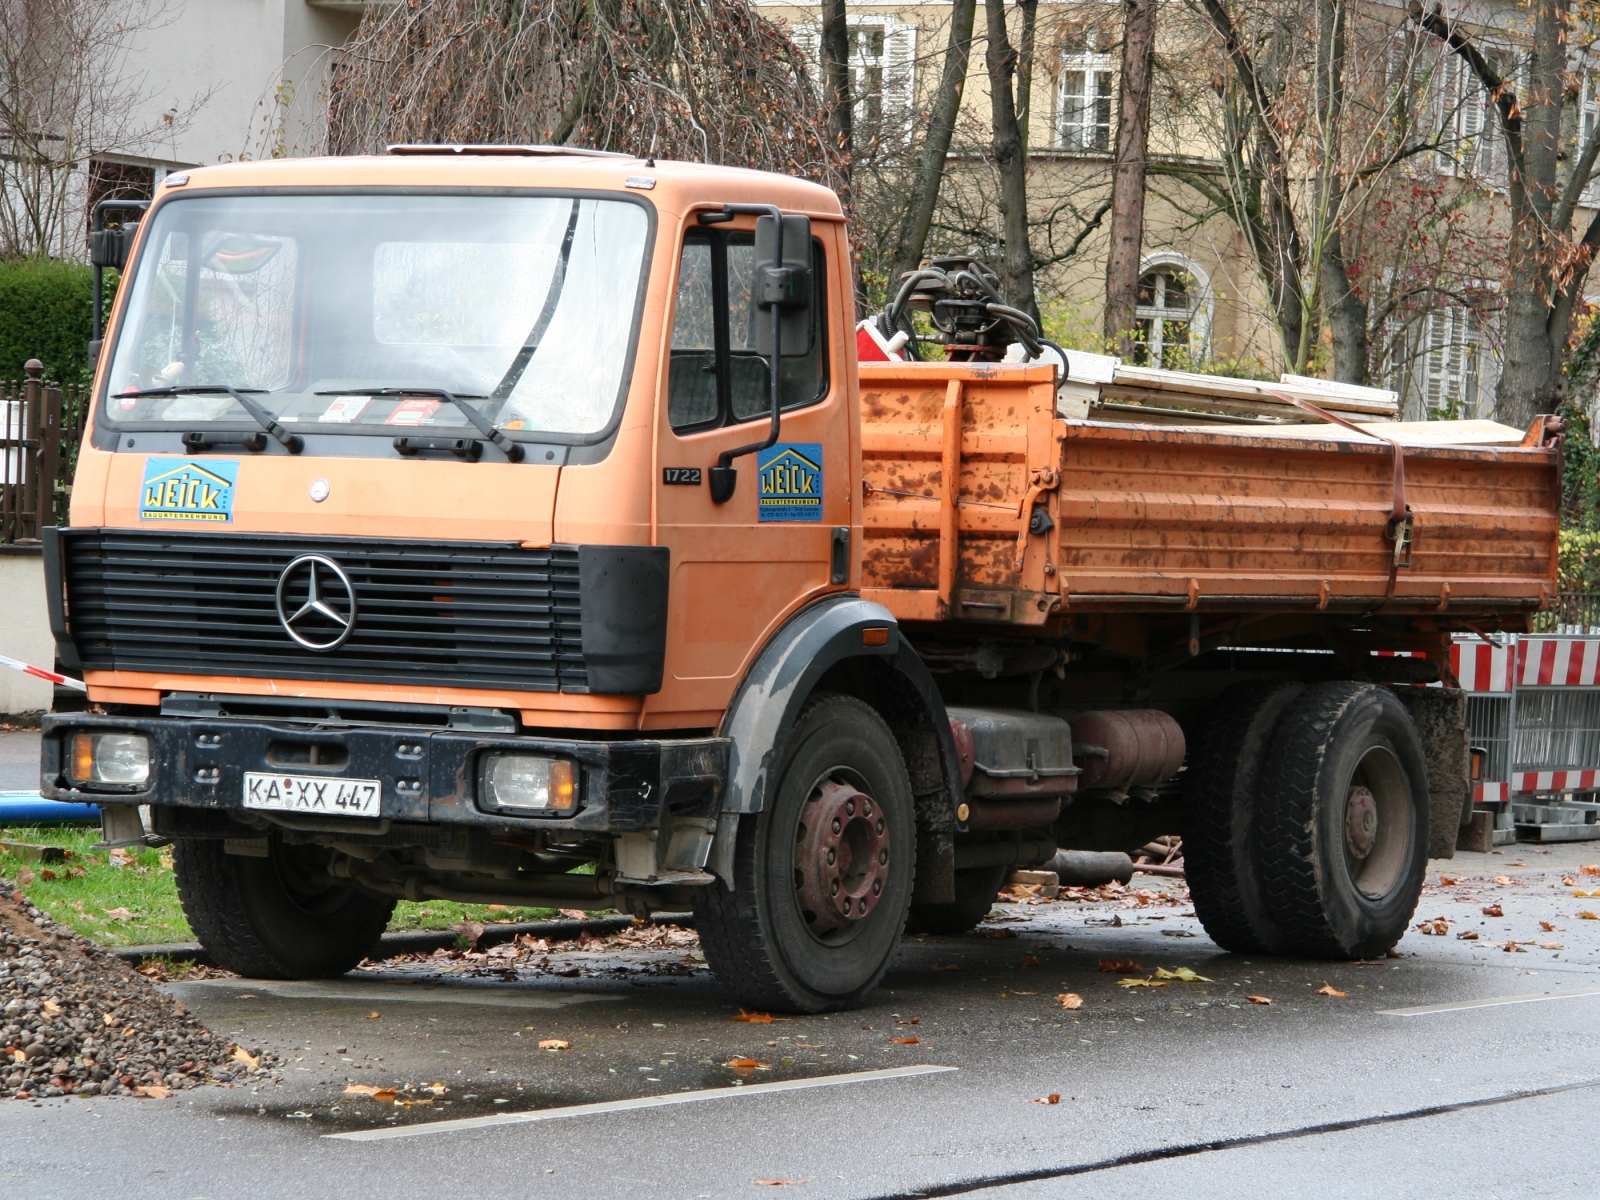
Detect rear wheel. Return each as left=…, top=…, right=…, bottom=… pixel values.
left=172, top=834, right=395, bottom=978
left=693, top=695, right=917, bottom=1012
left=1182, top=682, right=1303, bottom=954
left=1255, top=682, right=1430, bottom=959
left=904, top=863, right=1008, bottom=936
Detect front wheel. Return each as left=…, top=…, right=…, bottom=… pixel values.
left=172, top=834, right=396, bottom=978
left=693, top=694, right=917, bottom=1012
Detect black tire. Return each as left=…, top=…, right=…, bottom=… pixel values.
left=1182, top=682, right=1304, bottom=954
left=904, top=863, right=1009, bottom=936
left=1255, top=682, right=1430, bottom=959
left=172, top=835, right=396, bottom=978
left=693, top=694, right=917, bottom=1013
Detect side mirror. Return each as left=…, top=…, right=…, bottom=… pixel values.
left=89, top=222, right=138, bottom=270
left=754, top=214, right=813, bottom=358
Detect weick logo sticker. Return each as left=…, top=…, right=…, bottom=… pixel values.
left=139, top=458, right=238, bottom=523
left=757, top=443, right=823, bottom=523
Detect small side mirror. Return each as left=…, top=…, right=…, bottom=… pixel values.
left=89, top=222, right=138, bottom=270
left=754, top=214, right=813, bottom=358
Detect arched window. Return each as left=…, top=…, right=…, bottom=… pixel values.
left=1131, top=260, right=1207, bottom=368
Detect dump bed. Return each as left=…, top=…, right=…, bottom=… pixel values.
left=858, top=362, right=1560, bottom=627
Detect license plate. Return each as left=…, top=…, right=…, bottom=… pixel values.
left=243, top=772, right=382, bottom=817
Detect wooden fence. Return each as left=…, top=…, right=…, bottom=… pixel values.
left=1, top=360, right=88, bottom=544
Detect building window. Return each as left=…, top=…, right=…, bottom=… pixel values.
left=1056, top=37, right=1114, bottom=152
left=1420, top=305, right=1483, bottom=417
left=1131, top=265, right=1202, bottom=368
left=793, top=18, right=916, bottom=139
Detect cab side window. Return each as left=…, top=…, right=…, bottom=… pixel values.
left=668, top=229, right=828, bottom=434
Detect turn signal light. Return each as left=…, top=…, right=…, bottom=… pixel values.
left=861, top=627, right=890, bottom=647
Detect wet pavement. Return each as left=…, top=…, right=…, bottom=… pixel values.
left=4, top=840, right=1600, bottom=1196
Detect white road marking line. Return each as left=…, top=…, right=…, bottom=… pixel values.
left=1379, top=987, right=1600, bottom=1016
left=325, top=1064, right=958, bottom=1142
left=158, top=978, right=621, bottom=1011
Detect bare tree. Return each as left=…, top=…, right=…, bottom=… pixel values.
left=985, top=0, right=1038, bottom=318
left=887, top=0, right=979, bottom=289
left=327, top=0, right=843, bottom=194
left=1410, top=0, right=1600, bottom=427
left=820, top=0, right=852, bottom=170
left=1103, top=0, right=1156, bottom=355
left=0, top=0, right=199, bottom=259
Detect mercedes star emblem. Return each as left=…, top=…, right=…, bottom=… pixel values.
left=275, top=554, right=358, bottom=651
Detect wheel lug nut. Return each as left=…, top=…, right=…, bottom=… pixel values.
left=830, top=880, right=839, bottom=895
left=826, top=849, right=835, bottom=865
left=864, top=801, right=872, bottom=816
left=875, top=820, right=884, bottom=835
left=832, top=818, right=842, bottom=833
left=842, top=898, right=851, bottom=914
left=873, top=880, right=881, bottom=895
left=846, top=798, right=856, bottom=815
left=878, top=849, right=888, bottom=865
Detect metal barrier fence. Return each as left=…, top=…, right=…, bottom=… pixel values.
left=1, top=361, right=87, bottom=544
left=1532, top=593, right=1600, bottom=633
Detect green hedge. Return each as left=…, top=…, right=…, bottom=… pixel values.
left=0, top=257, right=99, bottom=387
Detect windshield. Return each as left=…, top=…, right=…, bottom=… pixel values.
left=101, top=193, right=652, bottom=441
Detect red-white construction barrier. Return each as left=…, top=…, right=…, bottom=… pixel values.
left=0, top=653, right=86, bottom=692
left=1516, top=636, right=1600, bottom=687
left=1451, top=640, right=1515, bottom=694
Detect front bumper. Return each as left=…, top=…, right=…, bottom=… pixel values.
left=39, top=713, right=728, bottom=835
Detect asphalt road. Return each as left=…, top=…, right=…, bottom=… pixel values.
left=4, top=835, right=1600, bottom=1198
left=0, top=730, right=39, bottom=792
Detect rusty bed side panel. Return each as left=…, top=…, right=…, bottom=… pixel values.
left=857, top=363, right=1559, bottom=622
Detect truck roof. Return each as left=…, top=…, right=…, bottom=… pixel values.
left=157, top=149, right=846, bottom=220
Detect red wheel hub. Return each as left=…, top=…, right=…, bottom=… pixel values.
left=794, top=778, right=891, bottom=933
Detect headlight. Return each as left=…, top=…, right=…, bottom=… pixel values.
left=480, top=754, right=577, bottom=816
left=69, top=733, right=151, bottom=787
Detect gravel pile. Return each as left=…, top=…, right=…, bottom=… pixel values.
left=1, top=872, right=278, bottom=1100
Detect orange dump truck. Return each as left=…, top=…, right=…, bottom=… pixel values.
left=38, top=148, right=1559, bottom=1012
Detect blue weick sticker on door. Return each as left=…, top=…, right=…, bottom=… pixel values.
left=757, top=443, right=823, bottom=522
left=139, top=458, right=238, bottom=523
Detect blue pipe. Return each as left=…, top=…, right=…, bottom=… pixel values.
left=0, top=792, right=102, bottom=825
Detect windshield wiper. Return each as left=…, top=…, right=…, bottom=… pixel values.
left=122, top=385, right=303, bottom=454
left=316, top=387, right=525, bottom=463
left=490, top=198, right=582, bottom=401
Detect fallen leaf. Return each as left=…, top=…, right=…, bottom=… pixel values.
left=1493, top=875, right=1512, bottom=884
left=1458, top=930, right=1479, bottom=940
left=1575, top=890, right=1600, bottom=898
left=894, top=1017, right=920, bottom=1025
left=751, top=1180, right=806, bottom=1187
left=342, top=1084, right=383, bottom=1096
left=1439, top=876, right=1459, bottom=886
left=1246, top=995, right=1273, bottom=1005
left=1482, top=904, right=1504, bottom=917
left=107, top=848, right=133, bottom=868
left=40, top=1000, right=60, bottom=1016
left=1386, top=949, right=1405, bottom=959
left=102, top=907, right=134, bottom=921
left=1153, top=966, right=1213, bottom=983
left=1315, top=985, right=1347, bottom=997
left=1416, top=917, right=1453, bottom=935
left=455, top=920, right=484, bottom=950
left=1028, top=1093, right=1062, bottom=1105
left=1118, top=977, right=1168, bottom=988
left=1541, top=921, right=1557, bottom=932
left=1099, top=959, right=1143, bottom=973
left=231, top=1046, right=260, bottom=1070
left=538, top=1039, right=571, bottom=1051
left=733, top=1010, right=775, bottom=1024
left=558, top=908, right=588, bottom=920
left=426, top=1083, right=450, bottom=1096
left=1581, top=912, right=1600, bottom=920
left=1563, top=876, right=1579, bottom=886
left=365, top=1011, right=381, bottom=1020
left=1018, top=955, right=1041, bottom=966
left=726, top=1058, right=769, bottom=1073
left=1537, top=942, right=1565, bottom=950
left=890, top=1037, right=919, bottom=1045
left=39, top=869, right=56, bottom=881
left=371, top=1088, right=398, bottom=1102
left=133, top=1085, right=171, bottom=1099
left=102, top=1013, right=115, bottom=1026
left=1056, top=993, right=1083, bottom=1010
left=486, top=904, right=509, bottom=912
left=14, top=868, right=32, bottom=886
left=1582, top=864, right=1600, bottom=876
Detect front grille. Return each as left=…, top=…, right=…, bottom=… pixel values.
left=62, top=530, right=588, bottom=693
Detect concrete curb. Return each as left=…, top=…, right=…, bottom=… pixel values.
left=112, top=912, right=695, bottom=968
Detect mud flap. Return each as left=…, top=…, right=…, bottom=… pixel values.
left=1387, top=687, right=1469, bottom=860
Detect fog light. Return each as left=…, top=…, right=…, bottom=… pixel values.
left=481, top=754, right=576, bottom=816
left=68, top=732, right=151, bottom=787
